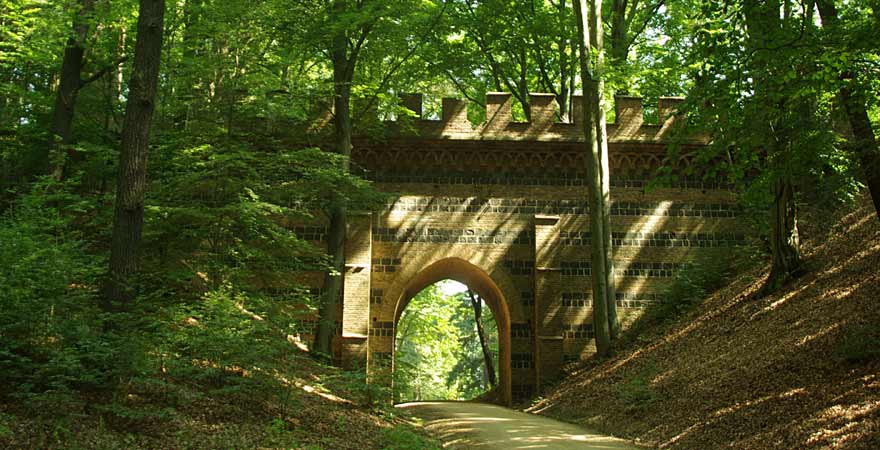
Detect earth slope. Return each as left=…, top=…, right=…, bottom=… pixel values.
left=531, top=198, right=880, bottom=450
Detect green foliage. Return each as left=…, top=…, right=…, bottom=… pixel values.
left=1, top=0, right=877, bottom=445
left=394, top=283, right=497, bottom=402
left=615, top=370, right=658, bottom=416
left=834, top=324, right=880, bottom=364
left=661, top=254, right=742, bottom=314
left=380, top=424, right=441, bottom=450
left=621, top=251, right=749, bottom=344
left=0, top=179, right=111, bottom=405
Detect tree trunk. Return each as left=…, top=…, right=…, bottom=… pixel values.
left=105, top=0, right=165, bottom=306
left=313, top=0, right=354, bottom=357
left=314, top=207, right=346, bottom=357
left=557, top=0, right=571, bottom=122
left=763, top=177, right=802, bottom=293
left=44, top=0, right=95, bottom=177
left=590, top=0, right=619, bottom=340
left=609, top=0, right=629, bottom=64
left=743, top=0, right=803, bottom=295
left=575, top=0, right=612, bottom=356
left=815, top=0, right=880, bottom=221
left=467, top=290, right=496, bottom=387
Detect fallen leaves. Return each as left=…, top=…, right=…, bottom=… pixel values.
left=533, top=197, right=880, bottom=449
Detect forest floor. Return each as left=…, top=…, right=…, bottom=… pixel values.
left=399, top=401, right=641, bottom=449
left=0, top=351, right=436, bottom=449
left=529, top=195, right=880, bottom=449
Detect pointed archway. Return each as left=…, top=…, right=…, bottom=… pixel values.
left=391, top=257, right=512, bottom=405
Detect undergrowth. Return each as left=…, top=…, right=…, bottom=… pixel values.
left=0, top=156, right=416, bottom=448
left=619, top=249, right=752, bottom=346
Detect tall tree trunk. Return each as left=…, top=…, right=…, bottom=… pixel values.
left=557, top=0, right=571, bottom=122
left=105, top=0, right=165, bottom=306
left=575, top=0, right=612, bottom=356
left=313, top=0, right=354, bottom=357
left=815, top=0, right=880, bottom=221
left=43, top=0, right=96, bottom=177
left=590, top=0, right=619, bottom=339
left=743, top=0, right=803, bottom=294
left=764, top=177, right=802, bottom=293
left=467, top=290, right=496, bottom=387
left=609, top=0, right=629, bottom=64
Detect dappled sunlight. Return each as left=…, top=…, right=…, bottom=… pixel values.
left=661, top=387, right=812, bottom=448
left=297, top=383, right=352, bottom=404
left=528, top=199, right=880, bottom=449
left=400, top=402, right=640, bottom=449
left=752, top=277, right=820, bottom=317
left=805, top=400, right=880, bottom=446
left=796, top=322, right=844, bottom=347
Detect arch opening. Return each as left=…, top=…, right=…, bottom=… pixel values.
left=393, top=280, right=499, bottom=402
left=390, top=257, right=512, bottom=405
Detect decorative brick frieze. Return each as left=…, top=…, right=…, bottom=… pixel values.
left=520, top=291, right=535, bottom=307
left=561, top=261, right=687, bottom=278
left=385, top=197, right=588, bottom=215
left=611, top=231, right=746, bottom=247
left=511, top=323, right=531, bottom=338
left=373, top=227, right=533, bottom=245
left=294, top=226, right=327, bottom=241
left=611, top=202, right=740, bottom=218
left=512, top=384, right=534, bottom=401
left=561, top=261, right=592, bottom=276
left=563, top=354, right=580, bottom=364
left=561, top=230, right=746, bottom=248
left=616, top=292, right=659, bottom=308
left=618, top=262, right=687, bottom=278
left=559, top=231, right=591, bottom=246
left=384, top=197, right=739, bottom=218
left=369, top=172, right=733, bottom=191
left=371, top=352, right=392, bottom=367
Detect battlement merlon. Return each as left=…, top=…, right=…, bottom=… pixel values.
left=383, top=93, right=703, bottom=144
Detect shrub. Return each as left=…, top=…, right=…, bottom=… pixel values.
left=0, top=179, right=112, bottom=409
left=380, top=425, right=440, bottom=450
left=615, top=372, right=658, bottom=416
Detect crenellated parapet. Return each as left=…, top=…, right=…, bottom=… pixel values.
left=380, top=93, right=699, bottom=144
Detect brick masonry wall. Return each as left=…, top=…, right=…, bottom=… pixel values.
left=298, top=95, right=740, bottom=404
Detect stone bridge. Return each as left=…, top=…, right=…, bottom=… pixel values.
left=300, top=93, right=741, bottom=405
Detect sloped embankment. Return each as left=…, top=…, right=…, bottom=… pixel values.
left=530, top=198, right=880, bottom=449
left=0, top=344, right=429, bottom=449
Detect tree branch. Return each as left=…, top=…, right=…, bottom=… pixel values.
left=353, top=2, right=448, bottom=121
left=79, top=55, right=129, bottom=89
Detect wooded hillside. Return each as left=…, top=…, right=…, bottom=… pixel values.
left=1, top=0, right=878, bottom=448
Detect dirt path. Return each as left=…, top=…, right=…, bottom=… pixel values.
left=397, top=401, right=644, bottom=449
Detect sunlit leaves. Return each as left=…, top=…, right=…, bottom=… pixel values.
left=394, top=284, right=497, bottom=401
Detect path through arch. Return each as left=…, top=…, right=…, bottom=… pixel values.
left=391, top=258, right=512, bottom=405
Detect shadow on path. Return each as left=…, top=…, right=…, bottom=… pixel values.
left=397, top=401, right=645, bottom=449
